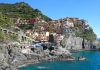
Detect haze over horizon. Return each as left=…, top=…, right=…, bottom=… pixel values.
left=0, top=0, right=100, bottom=38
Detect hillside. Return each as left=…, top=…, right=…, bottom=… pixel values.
left=0, top=2, right=52, bottom=21
left=0, top=2, right=97, bottom=42
left=0, top=2, right=52, bottom=42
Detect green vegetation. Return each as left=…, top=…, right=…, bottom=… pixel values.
left=75, top=26, right=96, bottom=41
left=0, top=30, right=18, bottom=42
left=0, top=13, right=14, bottom=28
left=74, top=19, right=96, bottom=41
left=0, top=2, right=52, bottom=42
left=0, top=30, right=5, bottom=42
left=18, top=24, right=34, bottom=30
left=0, top=13, right=18, bottom=42
left=0, top=2, right=52, bottom=21
left=9, top=33, right=18, bottom=41
left=0, top=2, right=52, bottom=30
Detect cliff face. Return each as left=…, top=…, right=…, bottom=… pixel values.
left=61, top=34, right=82, bottom=50
left=61, top=34, right=100, bottom=50
left=0, top=44, right=28, bottom=70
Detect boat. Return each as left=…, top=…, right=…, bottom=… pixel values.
left=37, top=66, right=47, bottom=70
left=79, top=57, right=86, bottom=61
left=67, top=58, right=75, bottom=61
left=78, top=56, right=86, bottom=61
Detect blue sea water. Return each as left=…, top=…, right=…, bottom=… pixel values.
left=18, top=51, right=100, bottom=70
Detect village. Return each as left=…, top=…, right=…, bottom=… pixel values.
left=14, top=17, right=89, bottom=42
left=3, top=16, right=89, bottom=55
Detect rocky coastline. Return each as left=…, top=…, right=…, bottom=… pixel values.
left=0, top=34, right=100, bottom=70
left=0, top=36, right=100, bottom=70
left=0, top=2, right=100, bottom=70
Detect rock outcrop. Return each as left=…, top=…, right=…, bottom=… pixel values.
left=61, top=35, right=83, bottom=50
left=0, top=44, right=28, bottom=70
left=61, top=34, right=100, bottom=50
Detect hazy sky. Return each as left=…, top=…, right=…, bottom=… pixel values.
left=0, top=0, right=100, bottom=38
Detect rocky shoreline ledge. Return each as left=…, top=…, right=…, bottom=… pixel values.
left=0, top=43, right=72, bottom=70
left=17, top=55, right=75, bottom=69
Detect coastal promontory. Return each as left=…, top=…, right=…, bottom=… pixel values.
left=0, top=2, right=100, bottom=70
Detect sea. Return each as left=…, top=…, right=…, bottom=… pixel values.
left=18, top=51, right=100, bottom=70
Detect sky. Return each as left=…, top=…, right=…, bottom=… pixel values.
left=0, top=0, right=100, bottom=38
